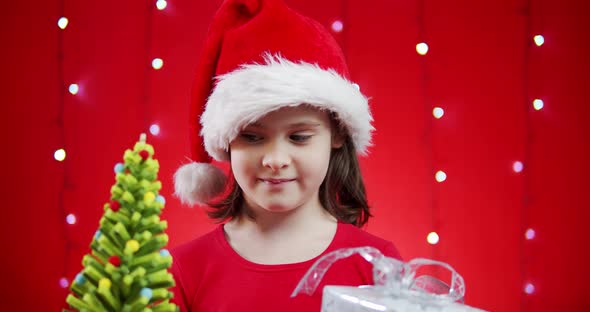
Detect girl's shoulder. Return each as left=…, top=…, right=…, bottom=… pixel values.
left=170, top=225, right=224, bottom=260
left=335, top=222, right=402, bottom=260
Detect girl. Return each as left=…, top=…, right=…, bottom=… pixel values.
left=171, top=0, right=401, bottom=311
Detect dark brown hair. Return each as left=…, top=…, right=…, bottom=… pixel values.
left=206, top=119, right=372, bottom=227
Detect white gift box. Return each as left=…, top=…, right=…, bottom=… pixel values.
left=322, top=286, right=485, bottom=312
left=292, top=247, right=486, bottom=312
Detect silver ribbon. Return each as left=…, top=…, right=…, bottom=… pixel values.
left=291, top=247, right=465, bottom=303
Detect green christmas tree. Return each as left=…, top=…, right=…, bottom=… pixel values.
left=65, top=134, right=178, bottom=312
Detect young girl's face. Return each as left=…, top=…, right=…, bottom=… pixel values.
left=229, top=105, right=342, bottom=215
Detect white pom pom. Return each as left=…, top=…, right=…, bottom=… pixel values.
left=174, top=162, right=227, bottom=206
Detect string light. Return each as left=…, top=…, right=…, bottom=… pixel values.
left=533, top=35, right=544, bottom=47
left=435, top=170, right=447, bottom=182
left=68, top=84, right=79, bottom=95
left=524, top=282, right=535, bottom=295
left=331, top=20, right=343, bottom=33
left=156, top=0, right=167, bottom=10
left=57, top=0, right=90, bottom=295
left=152, top=58, right=164, bottom=70
left=66, top=213, right=77, bottom=225
left=54, top=148, right=66, bottom=161
left=525, top=228, right=536, bottom=240
left=416, top=0, right=441, bottom=257
left=57, top=17, right=69, bottom=30
left=57, top=0, right=75, bottom=292
left=522, top=0, right=544, bottom=306
left=416, top=42, right=429, bottom=55
left=533, top=99, right=544, bottom=110
left=59, top=277, right=69, bottom=288
left=427, top=232, right=440, bottom=245
left=149, top=124, right=160, bottom=136
left=513, top=161, right=524, bottom=173
left=432, top=107, right=444, bottom=119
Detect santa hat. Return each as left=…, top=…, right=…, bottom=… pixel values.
left=174, top=0, right=374, bottom=206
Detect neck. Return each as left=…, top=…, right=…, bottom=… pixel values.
left=223, top=192, right=339, bottom=265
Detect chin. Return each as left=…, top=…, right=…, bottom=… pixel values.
left=259, top=201, right=299, bottom=213
left=263, top=204, right=295, bottom=213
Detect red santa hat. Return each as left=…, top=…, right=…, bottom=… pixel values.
left=174, top=0, right=374, bottom=206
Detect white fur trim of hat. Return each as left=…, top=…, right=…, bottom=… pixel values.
left=201, top=54, right=374, bottom=162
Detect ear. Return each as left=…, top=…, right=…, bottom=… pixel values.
left=329, top=111, right=345, bottom=149
left=331, top=131, right=345, bottom=149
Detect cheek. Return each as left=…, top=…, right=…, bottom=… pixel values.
left=229, top=150, right=255, bottom=183
left=299, top=146, right=331, bottom=184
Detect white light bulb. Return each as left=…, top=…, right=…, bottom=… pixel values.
left=58, top=17, right=69, bottom=30
left=152, top=58, right=164, bottom=70
left=68, top=84, right=79, bottom=95
left=433, top=107, right=444, bottom=119
left=156, top=0, right=167, bottom=10
left=416, top=42, right=429, bottom=55
left=435, top=170, right=447, bottom=182
left=149, top=124, right=160, bottom=136
left=59, top=277, right=69, bottom=288
left=513, top=161, right=524, bottom=173
left=66, top=213, right=77, bottom=225
left=352, top=83, right=360, bottom=91
left=427, top=232, right=439, bottom=245
left=533, top=35, right=545, bottom=47
left=54, top=149, right=66, bottom=161
left=525, top=228, right=536, bottom=240
left=533, top=99, right=544, bottom=110
left=524, top=282, right=535, bottom=294
left=331, top=20, right=343, bottom=33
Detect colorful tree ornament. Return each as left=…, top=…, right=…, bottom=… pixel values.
left=108, top=255, right=121, bottom=267
left=139, top=150, right=150, bottom=161
left=64, top=134, right=177, bottom=312
left=109, top=200, right=120, bottom=212
left=114, top=163, right=124, bottom=174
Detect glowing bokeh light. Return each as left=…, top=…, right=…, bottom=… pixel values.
left=534, top=35, right=545, bottom=46
left=427, top=232, right=440, bottom=245
left=54, top=149, right=66, bottom=161
left=435, top=170, right=447, bottom=182
left=152, top=58, right=164, bottom=70
left=524, top=283, right=535, bottom=294
left=433, top=107, right=444, bottom=119
left=156, top=0, right=167, bottom=10
left=513, top=161, right=524, bottom=173
left=416, top=42, right=429, bottom=55
left=66, top=213, right=77, bottom=225
left=59, top=277, right=69, bottom=288
left=68, top=84, right=79, bottom=95
left=58, top=17, right=69, bottom=30
left=150, top=124, right=160, bottom=136
left=525, top=228, right=536, bottom=240
left=331, top=20, right=343, bottom=33
left=533, top=99, right=544, bottom=110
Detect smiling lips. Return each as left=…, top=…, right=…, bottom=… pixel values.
left=259, top=178, right=296, bottom=184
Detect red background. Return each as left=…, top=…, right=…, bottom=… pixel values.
left=2, top=0, right=589, bottom=311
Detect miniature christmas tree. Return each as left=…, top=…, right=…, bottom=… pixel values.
left=65, top=134, right=178, bottom=312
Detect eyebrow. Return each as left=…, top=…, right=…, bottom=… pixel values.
left=248, top=121, right=321, bottom=129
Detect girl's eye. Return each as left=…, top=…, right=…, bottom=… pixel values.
left=290, top=134, right=312, bottom=142
left=241, top=133, right=263, bottom=142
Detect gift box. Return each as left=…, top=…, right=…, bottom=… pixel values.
left=322, top=286, right=483, bottom=312
left=291, top=247, right=486, bottom=312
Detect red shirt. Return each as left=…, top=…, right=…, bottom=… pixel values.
left=170, top=222, right=401, bottom=312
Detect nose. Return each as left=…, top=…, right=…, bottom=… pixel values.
left=261, top=142, right=291, bottom=172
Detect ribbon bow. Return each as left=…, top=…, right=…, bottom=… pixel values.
left=291, top=246, right=465, bottom=303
